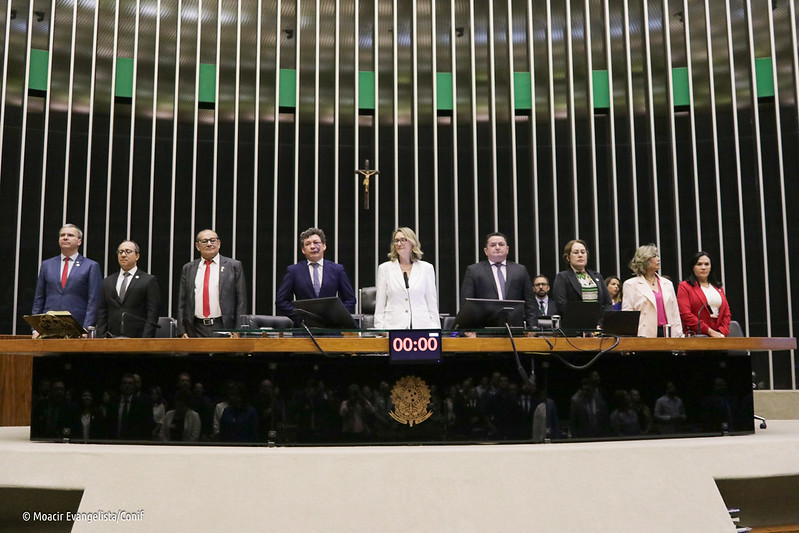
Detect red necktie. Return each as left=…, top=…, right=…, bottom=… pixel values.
left=61, top=257, right=71, bottom=289
left=203, top=259, right=213, bottom=318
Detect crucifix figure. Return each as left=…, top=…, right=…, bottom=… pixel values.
left=355, top=159, right=379, bottom=210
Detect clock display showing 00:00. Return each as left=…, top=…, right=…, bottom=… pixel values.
left=392, top=336, right=439, bottom=352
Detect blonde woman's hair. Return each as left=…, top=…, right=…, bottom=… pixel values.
left=388, top=227, right=424, bottom=262
left=628, top=244, right=659, bottom=276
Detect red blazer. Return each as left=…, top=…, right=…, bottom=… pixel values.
left=676, top=281, right=731, bottom=336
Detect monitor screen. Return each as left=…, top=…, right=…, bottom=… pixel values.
left=559, top=301, right=603, bottom=331
left=293, top=297, right=358, bottom=329
left=453, top=298, right=526, bottom=329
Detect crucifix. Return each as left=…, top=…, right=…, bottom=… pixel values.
left=354, top=159, right=379, bottom=210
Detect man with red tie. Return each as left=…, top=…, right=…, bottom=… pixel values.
left=177, top=229, right=247, bottom=337
left=31, top=224, right=103, bottom=336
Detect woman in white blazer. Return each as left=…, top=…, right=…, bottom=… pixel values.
left=159, top=391, right=201, bottom=442
left=622, top=244, right=683, bottom=338
left=374, top=227, right=441, bottom=330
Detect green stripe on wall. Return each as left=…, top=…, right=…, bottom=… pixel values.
left=115, top=58, right=134, bottom=98
left=198, top=64, right=216, bottom=103
left=437, top=72, right=453, bottom=111
left=755, top=57, right=774, bottom=97
left=514, top=72, right=531, bottom=110
left=359, top=71, right=375, bottom=110
left=279, top=69, right=296, bottom=108
left=592, top=70, right=609, bottom=109
left=29, top=49, right=49, bottom=91
left=672, top=67, right=690, bottom=107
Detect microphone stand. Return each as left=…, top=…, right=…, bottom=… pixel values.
left=403, top=271, right=413, bottom=330
left=693, top=302, right=709, bottom=337
left=120, top=312, right=161, bottom=338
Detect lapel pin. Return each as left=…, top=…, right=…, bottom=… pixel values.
left=221, top=266, right=225, bottom=272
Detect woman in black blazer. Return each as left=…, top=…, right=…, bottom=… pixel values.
left=551, top=239, right=612, bottom=311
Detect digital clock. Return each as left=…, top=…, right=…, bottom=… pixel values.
left=389, top=330, right=442, bottom=364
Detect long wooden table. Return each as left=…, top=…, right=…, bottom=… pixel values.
left=2, top=335, right=794, bottom=428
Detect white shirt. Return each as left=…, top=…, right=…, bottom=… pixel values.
left=194, top=255, right=222, bottom=318
left=700, top=284, right=723, bottom=318
left=116, top=266, right=138, bottom=297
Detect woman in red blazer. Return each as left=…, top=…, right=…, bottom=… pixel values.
left=677, top=252, right=731, bottom=337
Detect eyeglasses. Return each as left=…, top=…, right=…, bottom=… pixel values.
left=394, top=238, right=409, bottom=244
left=117, top=249, right=136, bottom=255
left=197, top=238, right=218, bottom=244
left=534, top=282, right=549, bottom=287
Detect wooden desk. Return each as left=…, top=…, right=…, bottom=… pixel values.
left=2, top=336, right=795, bottom=428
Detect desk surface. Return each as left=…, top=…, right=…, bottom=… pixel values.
left=0, top=335, right=795, bottom=354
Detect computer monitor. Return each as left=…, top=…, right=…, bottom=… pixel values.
left=559, top=301, right=603, bottom=331
left=453, top=298, right=526, bottom=329
left=293, top=297, right=358, bottom=329
left=602, top=310, right=641, bottom=337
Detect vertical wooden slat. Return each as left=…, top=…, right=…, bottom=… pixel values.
left=703, top=0, right=725, bottom=288
left=412, top=0, right=420, bottom=232
left=37, top=0, right=58, bottom=274
left=622, top=0, right=640, bottom=246
left=526, top=0, right=540, bottom=275
left=488, top=0, right=498, bottom=231
left=252, top=0, right=263, bottom=310
left=450, top=0, right=461, bottom=304
left=723, top=0, right=750, bottom=338
left=545, top=0, right=559, bottom=266
left=469, top=0, right=479, bottom=259
left=63, top=0, right=79, bottom=220
left=565, top=0, right=579, bottom=238
left=11, top=2, right=37, bottom=335
left=126, top=0, right=142, bottom=238
left=662, top=0, right=683, bottom=274
left=604, top=0, right=620, bottom=271
left=766, top=0, right=794, bottom=388
left=585, top=0, right=600, bottom=271
left=642, top=0, right=661, bottom=251
left=271, top=0, right=282, bottom=314
left=168, top=0, right=185, bottom=315
left=506, top=0, right=519, bottom=259
left=103, top=0, right=122, bottom=274
left=148, top=0, right=163, bottom=272
left=232, top=0, right=242, bottom=255
left=683, top=0, right=701, bottom=252
left=744, top=0, right=772, bottom=384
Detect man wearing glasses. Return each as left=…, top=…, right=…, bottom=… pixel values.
left=178, top=229, right=247, bottom=337
left=533, top=275, right=558, bottom=317
left=276, top=227, right=356, bottom=325
left=96, top=240, right=161, bottom=338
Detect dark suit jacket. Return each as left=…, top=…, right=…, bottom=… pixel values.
left=32, top=254, right=103, bottom=328
left=177, top=255, right=247, bottom=336
left=96, top=270, right=161, bottom=338
left=275, top=260, right=357, bottom=322
left=460, top=260, right=538, bottom=326
left=109, top=395, right=154, bottom=440
left=551, top=268, right=612, bottom=311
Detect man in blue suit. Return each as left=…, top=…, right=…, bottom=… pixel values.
left=276, top=227, right=356, bottom=325
left=32, top=224, right=103, bottom=334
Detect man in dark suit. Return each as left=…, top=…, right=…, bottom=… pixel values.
left=460, top=232, right=538, bottom=327
left=96, top=240, right=161, bottom=338
left=177, top=229, right=247, bottom=337
left=533, top=275, right=558, bottom=316
left=32, top=224, right=103, bottom=334
left=275, top=227, right=356, bottom=325
left=109, top=373, right=154, bottom=440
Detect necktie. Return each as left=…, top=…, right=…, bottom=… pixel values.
left=539, top=300, right=546, bottom=314
left=311, top=263, right=321, bottom=297
left=203, top=259, right=213, bottom=318
left=493, top=263, right=506, bottom=299
left=119, top=271, right=131, bottom=300
left=61, top=257, right=71, bottom=289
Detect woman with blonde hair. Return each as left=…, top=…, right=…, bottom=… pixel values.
left=622, top=244, right=683, bottom=338
left=374, top=227, right=441, bottom=329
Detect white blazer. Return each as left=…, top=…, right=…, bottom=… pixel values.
left=159, top=409, right=201, bottom=442
left=622, top=274, right=683, bottom=338
left=374, top=260, right=441, bottom=330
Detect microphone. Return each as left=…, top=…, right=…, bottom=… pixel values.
left=694, top=302, right=709, bottom=337
left=403, top=271, right=413, bottom=329
left=121, top=312, right=161, bottom=338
